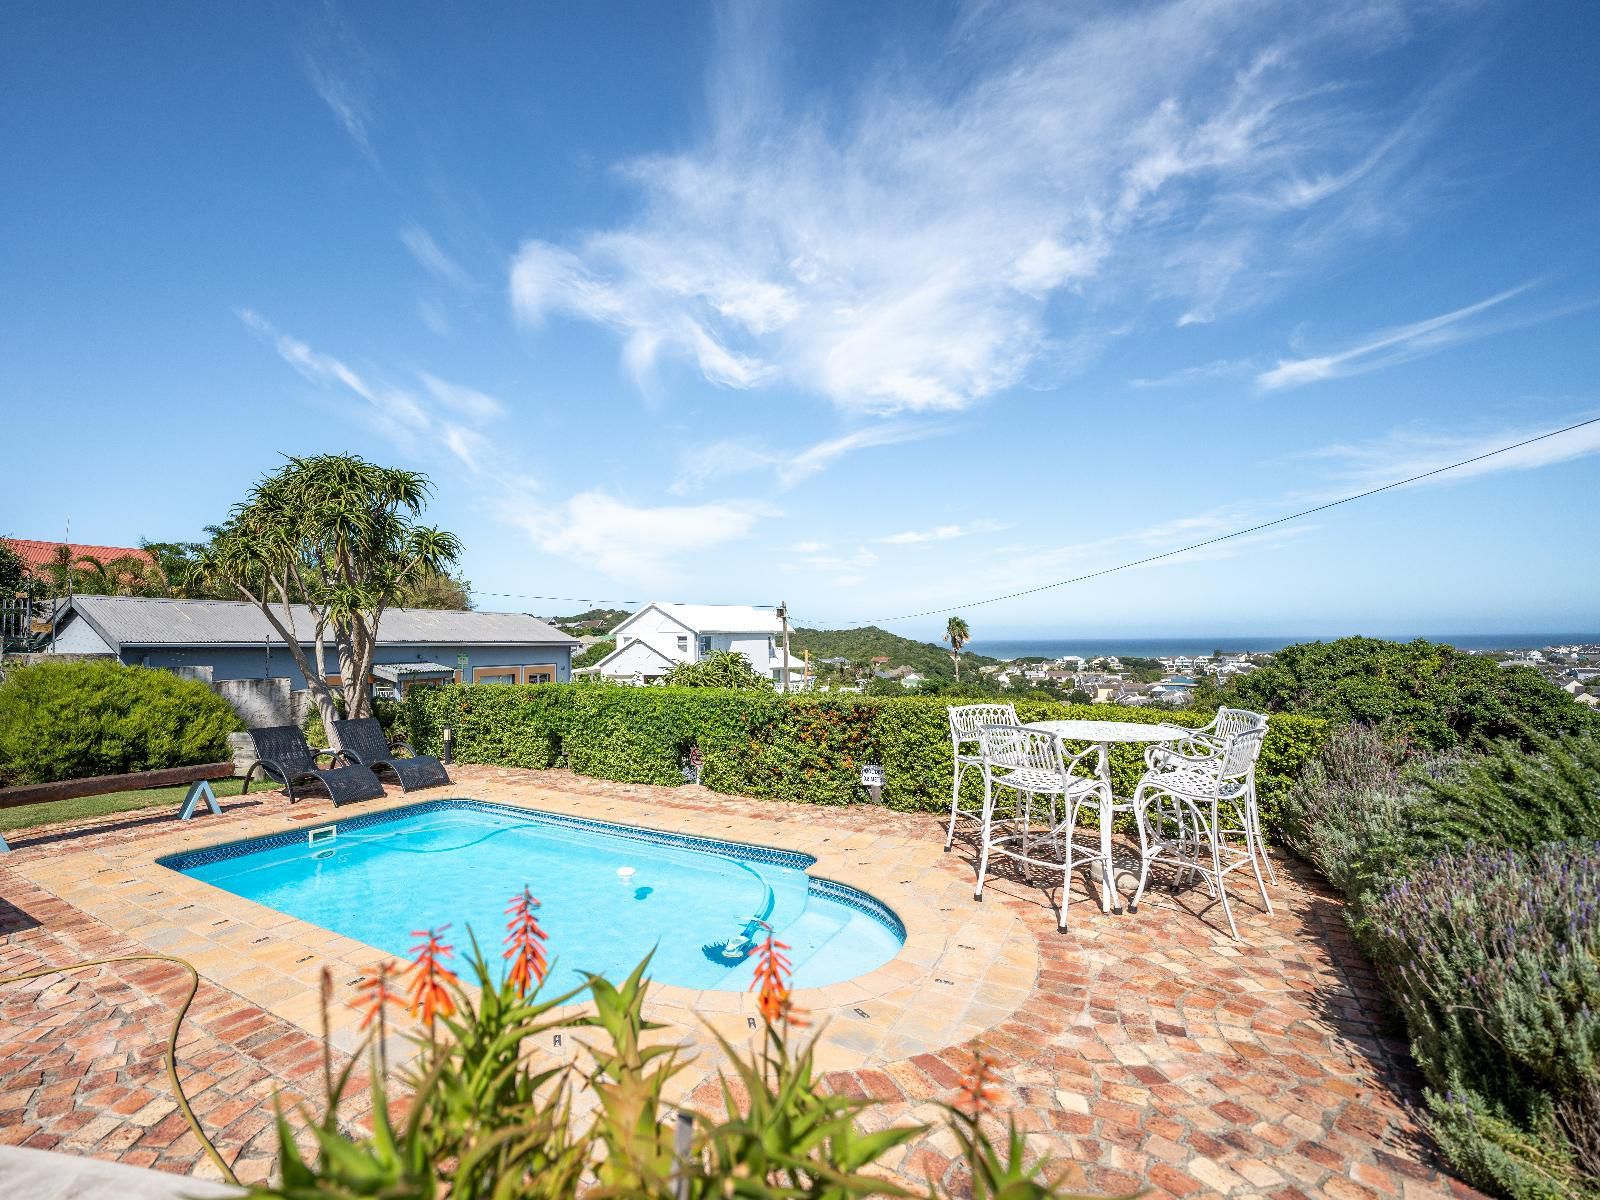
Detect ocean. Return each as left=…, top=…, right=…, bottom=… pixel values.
left=963, top=633, right=1600, bottom=661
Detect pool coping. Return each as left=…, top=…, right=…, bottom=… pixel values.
left=158, top=795, right=909, bottom=970
left=2, top=776, right=1039, bottom=1089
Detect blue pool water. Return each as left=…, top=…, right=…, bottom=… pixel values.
left=160, top=800, right=904, bottom=991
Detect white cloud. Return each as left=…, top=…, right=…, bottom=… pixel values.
left=1304, top=414, right=1600, bottom=489
left=237, top=308, right=428, bottom=429
left=670, top=423, right=940, bottom=494
left=878, top=520, right=1009, bottom=545
left=506, top=491, right=774, bottom=583
left=297, top=9, right=377, bottom=159
left=1257, top=283, right=1535, bottom=390
left=510, top=1, right=1469, bottom=413
left=401, top=225, right=473, bottom=287
left=238, top=310, right=509, bottom=474
left=419, top=372, right=506, bottom=422
left=1130, top=359, right=1257, bottom=389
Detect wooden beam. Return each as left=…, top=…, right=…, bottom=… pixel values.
left=0, top=762, right=235, bottom=810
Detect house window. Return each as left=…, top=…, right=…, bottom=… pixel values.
left=698, top=635, right=712, bottom=655
left=524, top=665, right=556, bottom=684
left=767, top=637, right=774, bottom=656
left=473, top=666, right=520, bottom=685
left=676, top=635, right=688, bottom=653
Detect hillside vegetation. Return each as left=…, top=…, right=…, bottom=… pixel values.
left=548, top=607, right=630, bottom=636
left=790, top=625, right=998, bottom=679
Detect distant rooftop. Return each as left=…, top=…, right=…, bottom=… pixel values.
left=4, top=538, right=154, bottom=573
left=58, top=594, right=578, bottom=650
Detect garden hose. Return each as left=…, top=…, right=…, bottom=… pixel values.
left=0, top=953, right=241, bottom=1186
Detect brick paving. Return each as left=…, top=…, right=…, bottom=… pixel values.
left=0, top=768, right=1480, bottom=1197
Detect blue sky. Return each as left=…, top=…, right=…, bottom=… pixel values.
left=3, top=1, right=1597, bottom=640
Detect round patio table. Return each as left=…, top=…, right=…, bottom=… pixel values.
left=1023, top=720, right=1188, bottom=914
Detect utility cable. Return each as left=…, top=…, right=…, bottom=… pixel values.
left=0, top=954, right=240, bottom=1185
left=859, top=413, right=1600, bottom=625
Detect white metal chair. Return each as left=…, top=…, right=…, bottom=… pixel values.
left=973, top=724, right=1110, bottom=931
left=1150, top=707, right=1275, bottom=883
left=944, top=703, right=1018, bottom=852
left=1130, top=725, right=1270, bottom=940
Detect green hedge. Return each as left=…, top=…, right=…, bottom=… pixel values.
left=402, top=685, right=1325, bottom=829
left=0, top=660, right=244, bottom=786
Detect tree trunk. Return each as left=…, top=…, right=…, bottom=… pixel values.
left=952, top=651, right=960, bottom=682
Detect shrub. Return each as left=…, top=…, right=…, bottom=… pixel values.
left=253, top=911, right=1105, bottom=1200
left=1276, top=724, right=1436, bottom=903
left=660, top=649, right=774, bottom=690
left=1370, top=842, right=1600, bottom=1197
left=303, top=695, right=404, bottom=754
left=402, top=684, right=1325, bottom=822
left=0, top=660, right=243, bottom=785
left=1418, top=733, right=1600, bottom=856
left=1225, top=637, right=1594, bottom=752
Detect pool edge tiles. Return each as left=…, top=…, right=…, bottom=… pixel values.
left=157, top=796, right=818, bottom=874
left=156, top=796, right=907, bottom=965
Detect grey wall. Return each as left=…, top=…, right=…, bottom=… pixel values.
left=123, top=642, right=573, bottom=688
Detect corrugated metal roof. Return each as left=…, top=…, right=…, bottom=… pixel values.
left=66, top=595, right=578, bottom=649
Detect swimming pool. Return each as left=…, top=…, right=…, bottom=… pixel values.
left=159, top=799, right=904, bottom=991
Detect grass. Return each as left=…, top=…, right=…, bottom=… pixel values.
left=0, top=776, right=254, bottom=835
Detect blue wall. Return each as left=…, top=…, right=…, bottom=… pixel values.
left=123, top=642, right=573, bottom=686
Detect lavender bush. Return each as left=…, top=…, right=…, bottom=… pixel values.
left=1371, top=842, right=1600, bottom=1198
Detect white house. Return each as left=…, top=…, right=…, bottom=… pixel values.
left=587, top=603, right=803, bottom=687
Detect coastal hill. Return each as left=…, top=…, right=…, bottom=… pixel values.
left=790, top=625, right=998, bottom=679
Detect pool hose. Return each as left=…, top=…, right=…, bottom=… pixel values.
left=0, top=954, right=241, bottom=1186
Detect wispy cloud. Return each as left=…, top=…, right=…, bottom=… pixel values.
left=878, top=520, right=1009, bottom=545
left=1130, top=358, right=1257, bottom=389
left=510, top=1, right=1472, bottom=413
left=1257, top=283, right=1536, bottom=390
left=237, top=309, right=503, bottom=475
left=503, top=492, right=775, bottom=584
left=1303, top=413, right=1600, bottom=489
left=401, top=224, right=473, bottom=288
left=298, top=6, right=377, bottom=160
left=670, top=423, right=939, bottom=494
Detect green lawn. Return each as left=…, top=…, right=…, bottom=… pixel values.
left=0, top=776, right=254, bottom=835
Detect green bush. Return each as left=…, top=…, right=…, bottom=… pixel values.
left=303, top=695, right=404, bottom=754
left=1224, top=636, right=1594, bottom=752
left=0, top=660, right=243, bottom=786
left=402, top=684, right=1326, bottom=822
left=1277, top=724, right=1436, bottom=904
left=1370, top=842, right=1600, bottom=1197
left=1417, top=733, right=1600, bottom=856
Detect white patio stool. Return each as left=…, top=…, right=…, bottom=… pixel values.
left=1149, top=707, right=1275, bottom=884
left=973, top=723, right=1111, bottom=931
left=943, top=703, right=1018, bottom=852
left=1130, top=725, right=1271, bottom=939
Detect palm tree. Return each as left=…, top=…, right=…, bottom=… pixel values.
left=945, top=616, right=971, bottom=682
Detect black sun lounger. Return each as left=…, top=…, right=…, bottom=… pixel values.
left=242, top=725, right=386, bottom=805
left=331, top=717, right=451, bottom=792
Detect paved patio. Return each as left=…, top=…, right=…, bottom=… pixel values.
left=0, top=766, right=1477, bottom=1197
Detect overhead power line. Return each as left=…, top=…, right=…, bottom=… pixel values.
left=469, top=589, right=777, bottom=611
left=860, top=414, right=1600, bottom=625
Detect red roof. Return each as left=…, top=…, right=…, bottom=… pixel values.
left=2, top=538, right=155, bottom=574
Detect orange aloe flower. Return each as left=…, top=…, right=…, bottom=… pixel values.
left=405, top=925, right=460, bottom=1027
left=503, top=887, right=550, bottom=998
left=353, top=959, right=402, bottom=1031
left=955, top=1049, right=999, bottom=1118
left=749, top=924, right=806, bottom=1028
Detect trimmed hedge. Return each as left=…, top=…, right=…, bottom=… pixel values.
left=402, top=684, right=1325, bottom=829
left=0, top=660, right=244, bottom=786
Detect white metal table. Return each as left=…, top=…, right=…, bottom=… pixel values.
left=1024, top=719, right=1188, bottom=913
